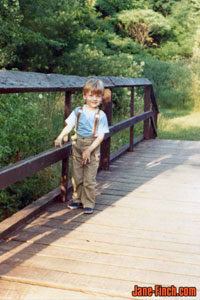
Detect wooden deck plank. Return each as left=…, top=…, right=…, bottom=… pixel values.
left=1, top=241, right=200, bottom=279
left=33, top=208, right=200, bottom=236
left=97, top=170, right=200, bottom=184
left=110, top=158, right=200, bottom=166
left=0, top=263, right=138, bottom=299
left=0, top=252, right=200, bottom=291
left=7, top=224, right=200, bottom=256
left=97, top=188, right=200, bottom=203
left=1, top=139, right=200, bottom=299
left=30, top=209, right=200, bottom=234
left=97, top=182, right=200, bottom=194
left=0, top=263, right=199, bottom=299
left=16, top=212, right=200, bottom=245
left=0, top=279, right=108, bottom=300
left=1, top=238, right=200, bottom=272
left=96, top=177, right=200, bottom=189
left=47, top=201, right=200, bottom=221
left=2, top=213, right=200, bottom=246
left=0, top=280, right=167, bottom=300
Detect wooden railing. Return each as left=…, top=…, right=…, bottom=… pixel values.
left=0, top=71, right=159, bottom=204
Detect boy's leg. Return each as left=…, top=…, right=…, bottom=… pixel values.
left=81, top=146, right=100, bottom=209
left=71, top=140, right=84, bottom=204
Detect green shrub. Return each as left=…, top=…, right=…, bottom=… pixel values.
left=0, top=93, right=47, bottom=167
left=136, top=55, right=193, bottom=109
left=0, top=92, right=64, bottom=221
left=149, top=41, right=193, bottom=60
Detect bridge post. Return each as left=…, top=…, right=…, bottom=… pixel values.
left=144, top=86, right=151, bottom=139
left=61, top=91, right=71, bottom=202
left=100, top=88, right=112, bottom=170
left=129, top=87, right=134, bottom=151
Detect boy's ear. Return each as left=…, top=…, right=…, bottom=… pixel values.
left=83, top=93, right=86, bottom=100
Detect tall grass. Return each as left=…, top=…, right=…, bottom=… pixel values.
left=158, top=108, right=200, bottom=140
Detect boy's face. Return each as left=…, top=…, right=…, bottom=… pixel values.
left=83, top=91, right=102, bottom=110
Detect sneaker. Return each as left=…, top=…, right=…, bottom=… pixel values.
left=84, top=207, right=94, bottom=214
left=67, top=202, right=82, bottom=209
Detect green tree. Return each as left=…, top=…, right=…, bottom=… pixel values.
left=0, top=0, right=100, bottom=72
left=96, top=0, right=133, bottom=16
left=0, top=0, right=24, bottom=68
left=143, top=0, right=180, bottom=16
left=165, top=0, right=200, bottom=58
left=117, top=9, right=171, bottom=48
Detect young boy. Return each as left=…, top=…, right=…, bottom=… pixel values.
left=54, top=79, right=109, bottom=214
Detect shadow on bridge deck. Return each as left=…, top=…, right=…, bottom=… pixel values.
left=0, top=139, right=200, bottom=299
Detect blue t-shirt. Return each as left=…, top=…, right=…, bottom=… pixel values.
left=65, top=105, right=109, bottom=137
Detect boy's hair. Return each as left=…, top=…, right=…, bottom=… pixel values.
left=83, top=78, right=104, bottom=97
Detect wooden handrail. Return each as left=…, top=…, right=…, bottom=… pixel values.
left=0, top=71, right=159, bottom=203
left=0, top=110, right=153, bottom=190
left=0, top=144, right=71, bottom=190
left=0, top=71, right=152, bottom=93
left=105, top=111, right=153, bottom=138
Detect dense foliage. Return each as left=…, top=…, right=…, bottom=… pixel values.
left=0, top=0, right=200, bottom=220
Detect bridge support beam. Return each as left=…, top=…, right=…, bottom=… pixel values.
left=100, top=88, right=112, bottom=170
left=144, top=86, right=151, bottom=139
left=61, top=91, right=71, bottom=202
left=129, top=87, right=134, bottom=151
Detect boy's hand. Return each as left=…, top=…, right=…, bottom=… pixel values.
left=54, top=136, right=63, bottom=148
left=82, top=149, right=91, bottom=165
left=63, top=134, right=69, bottom=143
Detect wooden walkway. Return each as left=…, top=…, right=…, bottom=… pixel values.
left=0, top=139, right=200, bottom=300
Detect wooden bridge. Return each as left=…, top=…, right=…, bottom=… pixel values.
left=0, top=72, right=200, bottom=299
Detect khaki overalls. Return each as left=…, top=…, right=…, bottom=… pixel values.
left=71, top=107, right=100, bottom=209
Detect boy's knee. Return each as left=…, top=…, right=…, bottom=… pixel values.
left=83, top=177, right=96, bottom=188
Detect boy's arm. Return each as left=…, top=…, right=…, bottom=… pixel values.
left=54, top=124, right=73, bottom=147
left=82, top=133, right=104, bottom=165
